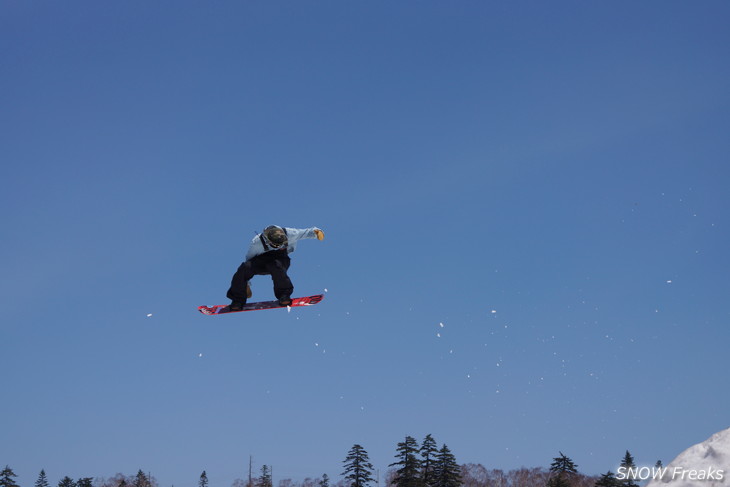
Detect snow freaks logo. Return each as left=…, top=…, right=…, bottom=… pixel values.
left=616, top=465, right=725, bottom=482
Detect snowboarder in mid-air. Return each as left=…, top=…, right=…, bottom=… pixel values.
left=226, top=225, right=325, bottom=311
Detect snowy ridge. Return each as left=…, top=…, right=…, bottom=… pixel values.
left=646, top=428, right=730, bottom=486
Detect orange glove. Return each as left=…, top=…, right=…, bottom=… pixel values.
left=314, top=229, right=325, bottom=241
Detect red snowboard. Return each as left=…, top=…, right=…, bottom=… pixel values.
left=198, top=294, right=324, bottom=315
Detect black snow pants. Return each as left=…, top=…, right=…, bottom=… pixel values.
left=226, top=249, right=293, bottom=303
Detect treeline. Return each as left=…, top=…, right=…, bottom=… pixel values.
left=230, top=435, right=460, bottom=487
left=0, top=469, right=158, bottom=487
left=1, top=438, right=653, bottom=487
left=458, top=450, right=652, bottom=487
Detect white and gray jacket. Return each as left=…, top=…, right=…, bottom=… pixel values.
left=245, top=227, right=321, bottom=261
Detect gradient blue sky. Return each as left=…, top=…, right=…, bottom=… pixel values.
left=2, top=1, right=729, bottom=487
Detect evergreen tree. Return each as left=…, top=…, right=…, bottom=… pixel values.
left=342, top=444, right=375, bottom=487
left=199, top=472, right=209, bottom=487
left=619, top=451, right=639, bottom=487
left=77, top=479, right=93, bottom=487
left=620, top=451, right=635, bottom=467
left=36, top=470, right=50, bottom=487
left=550, top=452, right=578, bottom=474
left=432, top=445, right=461, bottom=487
left=258, top=466, right=272, bottom=487
left=390, top=436, right=422, bottom=487
left=319, top=474, right=329, bottom=487
left=548, top=452, right=578, bottom=487
left=133, top=472, right=150, bottom=487
left=420, top=435, right=439, bottom=487
left=594, top=472, right=619, bottom=487
left=0, top=466, right=20, bottom=487
left=58, top=477, right=76, bottom=487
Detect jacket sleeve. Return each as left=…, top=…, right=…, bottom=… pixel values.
left=285, top=227, right=321, bottom=243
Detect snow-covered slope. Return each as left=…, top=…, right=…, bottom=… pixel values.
left=646, top=428, right=730, bottom=486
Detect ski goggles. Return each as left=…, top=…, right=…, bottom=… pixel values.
left=264, top=237, right=287, bottom=249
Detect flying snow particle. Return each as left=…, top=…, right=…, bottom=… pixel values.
left=439, top=322, right=444, bottom=328
left=198, top=353, right=203, bottom=358
left=315, top=342, right=319, bottom=347
left=491, top=310, right=497, bottom=314
left=436, top=333, right=441, bottom=338
left=324, top=288, right=328, bottom=293
left=666, top=280, right=673, bottom=284
left=146, top=314, right=153, bottom=317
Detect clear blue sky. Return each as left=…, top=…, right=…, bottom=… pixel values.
left=2, top=1, right=729, bottom=486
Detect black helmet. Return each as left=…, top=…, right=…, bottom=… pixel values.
left=262, top=226, right=287, bottom=249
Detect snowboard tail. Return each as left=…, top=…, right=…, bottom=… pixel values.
left=198, top=294, right=324, bottom=315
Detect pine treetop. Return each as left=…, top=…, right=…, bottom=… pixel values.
left=595, top=471, right=619, bottom=487
left=390, top=436, right=422, bottom=487
left=619, top=451, right=639, bottom=487
left=620, top=451, right=635, bottom=468
left=58, top=476, right=76, bottom=487
left=433, top=444, right=462, bottom=487
left=36, top=470, right=50, bottom=487
left=421, top=435, right=440, bottom=487
left=1, top=466, right=20, bottom=487
left=549, top=452, right=578, bottom=474
left=342, top=444, right=375, bottom=487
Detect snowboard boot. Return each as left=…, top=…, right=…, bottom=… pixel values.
left=229, top=301, right=245, bottom=312
left=278, top=295, right=292, bottom=307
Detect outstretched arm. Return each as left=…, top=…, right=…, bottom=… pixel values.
left=285, top=227, right=325, bottom=242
